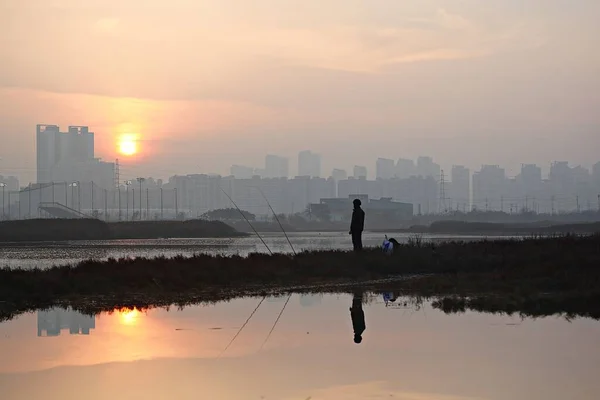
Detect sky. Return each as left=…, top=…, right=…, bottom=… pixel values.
left=1, top=0, right=599, bottom=183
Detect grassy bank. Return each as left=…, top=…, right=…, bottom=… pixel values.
left=1, top=234, right=599, bottom=321
left=0, top=218, right=244, bottom=243
left=374, top=220, right=600, bottom=235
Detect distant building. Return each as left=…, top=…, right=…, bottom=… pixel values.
left=36, top=124, right=114, bottom=190
left=593, top=161, right=600, bottom=191
left=450, top=165, right=470, bottom=211
left=376, top=158, right=395, bottom=180
left=472, top=165, right=506, bottom=211
left=230, top=165, right=255, bottom=179
left=298, top=150, right=321, bottom=178
left=265, top=155, right=289, bottom=178
left=331, top=169, right=348, bottom=181
left=353, top=165, right=367, bottom=179
left=395, top=158, right=416, bottom=179
left=416, top=156, right=441, bottom=179
left=38, top=308, right=96, bottom=337
left=315, top=195, right=413, bottom=223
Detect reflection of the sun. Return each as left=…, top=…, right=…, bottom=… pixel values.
left=117, top=308, right=141, bottom=326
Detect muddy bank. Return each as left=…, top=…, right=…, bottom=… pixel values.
left=0, top=219, right=245, bottom=243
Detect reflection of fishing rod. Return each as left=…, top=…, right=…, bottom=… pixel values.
left=218, top=296, right=266, bottom=359
left=259, top=294, right=292, bottom=352
left=220, top=187, right=273, bottom=255
left=252, top=186, right=296, bottom=255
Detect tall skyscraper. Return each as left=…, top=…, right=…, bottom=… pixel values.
left=416, top=156, right=441, bottom=179
left=472, top=165, right=506, bottom=211
left=353, top=165, right=367, bottom=179
left=265, top=155, right=289, bottom=178
left=593, top=161, right=600, bottom=191
left=36, top=124, right=112, bottom=189
left=376, top=158, right=395, bottom=180
left=395, top=158, right=416, bottom=179
left=331, top=169, right=348, bottom=181
left=450, top=165, right=470, bottom=210
left=298, top=150, right=321, bottom=177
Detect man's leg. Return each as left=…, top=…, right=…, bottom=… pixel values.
left=352, top=232, right=362, bottom=252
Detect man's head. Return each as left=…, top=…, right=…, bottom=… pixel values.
left=353, top=199, right=361, bottom=208
left=354, top=334, right=363, bottom=344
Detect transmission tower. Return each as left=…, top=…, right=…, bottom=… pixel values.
left=438, top=170, right=447, bottom=213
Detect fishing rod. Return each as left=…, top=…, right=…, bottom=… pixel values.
left=220, top=187, right=273, bottom=255
left=218, top=296, right=267, bottom=359
left=252, top=186, right=297, bottom=255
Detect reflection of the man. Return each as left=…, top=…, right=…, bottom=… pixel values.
left=37, top=308, right=96, bottom=337
left=350, top=290, right=366, bottom=344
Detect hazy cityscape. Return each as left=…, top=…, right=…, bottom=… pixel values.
left=0, top=124, right=598, bottom=222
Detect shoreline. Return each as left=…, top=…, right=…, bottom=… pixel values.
left=1, top=234, right=598, bottom=322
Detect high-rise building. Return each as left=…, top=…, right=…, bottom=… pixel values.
left=36, top=124, right=113, bottom=189
left=593, top=161, right=600, bottom=191
left=298, top=150, right=321, bottom=177
left=395, top=158, right=416, bottom=179
left=416, top=156, right=441, bottom=179
left=472, top=165, right=506, bottom=211
left=265, top=155, right=289, bottom=178
left=376, top=158, right=395, bottom=180
left=353, top=165, right=367, bottom=179
left=450, top=165, right=470, bottom=210
left=331, top=169, right=348, bottom=182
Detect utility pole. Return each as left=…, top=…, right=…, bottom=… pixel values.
left=104, top=188, right=108, bottom=221
left=137, top=178, right=145, bottom=221
left=485, top=198, right=489, bottom=212
left=118, top=186, right=122, bottom=221
left=160, top=187, right=164, bottom=220
left=551, top=195, right=555, bottom=215
left=125, top=181, right=132, bottom=221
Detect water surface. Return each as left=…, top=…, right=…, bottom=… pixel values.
left=0, top=232, right=505, bottom=269
left=0, top=294, right=598, bottom=399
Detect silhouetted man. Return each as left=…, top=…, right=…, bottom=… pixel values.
left=350, top=291, right=366, bottom=344
left=349, top=199, right=365, bottom=251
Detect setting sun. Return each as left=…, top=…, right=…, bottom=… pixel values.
left=118, top=135, right=138, bottom=156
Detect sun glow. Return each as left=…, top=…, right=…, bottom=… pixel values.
left=118, top=134, right=138, bottom=156
left=118, top=308, right=141, bottom=326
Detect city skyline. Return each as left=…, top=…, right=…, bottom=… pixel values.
left=1, top=1, right=599, bottom=184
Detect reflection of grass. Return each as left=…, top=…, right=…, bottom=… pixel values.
left=1, top=234, right=599, bottom=321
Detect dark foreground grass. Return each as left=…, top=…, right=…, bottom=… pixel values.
left=1, top=234, right=599, bottom=321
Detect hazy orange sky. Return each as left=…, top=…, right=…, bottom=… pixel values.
left=1, top=0, right=599, bottom=183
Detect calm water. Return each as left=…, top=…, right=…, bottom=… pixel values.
left=0, top=294, right=598, bottom=399
left=0, top=232, right=503, bottom=269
